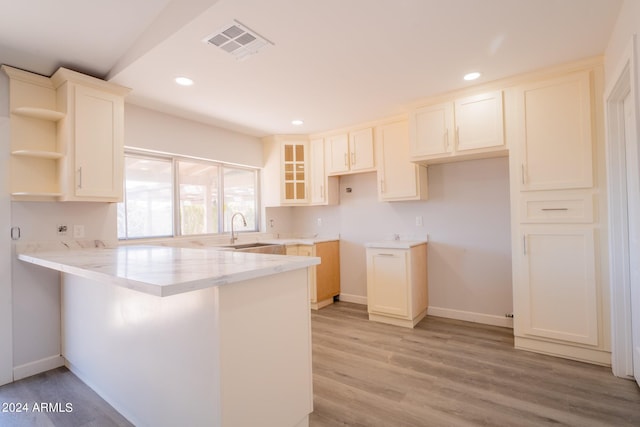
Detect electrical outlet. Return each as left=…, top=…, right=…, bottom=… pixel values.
left=57, top=224, right=68, bottom=236
left=73, top=225, right=85, bottom=238
left=317, top=217, right=322, bottom=227
left=415, top=216, right=423, bottom=226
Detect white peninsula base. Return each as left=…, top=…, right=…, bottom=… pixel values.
left=61, top=268, right=312, bottom=427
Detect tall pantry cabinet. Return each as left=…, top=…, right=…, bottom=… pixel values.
left=509, top=62, right=610, bottom=365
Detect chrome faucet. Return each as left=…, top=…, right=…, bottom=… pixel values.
left=230, top=212, right=247, bottom=244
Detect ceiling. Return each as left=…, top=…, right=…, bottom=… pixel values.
left=0, top=0, right=623, bottom=137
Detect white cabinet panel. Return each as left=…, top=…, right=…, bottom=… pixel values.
left=518, top=226, right=598, bottom=346
left=410, top=91, right=505, bottom=165
left=326, top=129, right=375, bottom=175
left=410, top=102, right=453, bottom=157
left=366, top=244, right=428, bottom=328
left=310, top=138, right=326, bottom=204
left=455, top=91, right=504, bottom=152
left=326, top=134, right=349, bottom=174
left=73, top=85, right=123, bottom=199
left=367, top=249, right=409, bottom=317
left=517, top=71, right=593, bottom=191
left=349, top=128, right=375, bottom=172
left=309, top=138, right=338, bottom=205
left=376, top=121, right=428, bottom=201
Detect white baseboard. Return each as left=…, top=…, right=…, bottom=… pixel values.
left=338, top=293, right=367, bottom=305
left=427, top=306, right=514, bottom=328
left=13, top=354, right=65, bottom=381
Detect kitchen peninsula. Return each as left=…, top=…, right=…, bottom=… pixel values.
left=18, top=244, right=319, bottom=427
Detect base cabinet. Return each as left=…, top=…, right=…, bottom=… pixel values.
left=516, top=226, right=598, bottom=346
left=287, top=241, right=340, bottom=309
left=366, top=243, right=428, bottom=328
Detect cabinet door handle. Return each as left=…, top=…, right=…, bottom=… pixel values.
left=380, top=179, right=385, bottom=193
left=344, top=153, right=348, bottom=167
left=320, top=185, right=324, bottom=198
left=521, top=164, right=525, bottom=185
left=523, top=235, right=527, bottom=256
left=541, top=208, right=569, bottom=211
left=455, top=126, right=460, bottom=147
left=377, top=253, right=395, bottom=257
left=351, top=151, right=356, bottom=165
left=11, top=226, right=20, bottom=241
left=78, top=167, right=83, bottom=189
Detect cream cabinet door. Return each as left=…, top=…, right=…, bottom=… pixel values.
left=326, top=134, right=349, bottom=174
left=517, top=71, right=593, bottom=191
left=73, top=84, right=124, bottom=199
left=410, top=102, right=454, bottom=157
left=454, top=91, right=504, bottom=152
left=348, top=128, right=375, bottom=172
left=366, top=249, right=409, bottom=317
left=517, top=226, right=598, bottom=345
left=309, top=138, right=326, bottom=204
left=377, top=121, right=427, bottom=201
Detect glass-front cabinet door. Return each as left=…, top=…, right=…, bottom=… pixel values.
left=282, top=142, right=308, bottom=203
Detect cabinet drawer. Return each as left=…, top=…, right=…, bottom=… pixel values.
left=520, top=192, right=593, bottom=223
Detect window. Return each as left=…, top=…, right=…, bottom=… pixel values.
left=118, top=155, right=173, bottom=239
left=178, top=161, right=220, bottom=235
left=118, top=151, right=259, bottom=240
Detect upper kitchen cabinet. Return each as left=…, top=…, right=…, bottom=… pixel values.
left=52, top=68, right=130, bottom=202
left=262, top=135, right=310, bottom=206
left=2, top=65, right=65, bottom=200
left=515, top=71, right=593, bottom=191
left=409, top=91, right=506, bottom=165
left=1, top=65, right=129, bottom=202
left=309, top=138, right=339, bottom=205
left=326, top=127, right=375, bottom=175
left=376, top=120, right=428, bottom=202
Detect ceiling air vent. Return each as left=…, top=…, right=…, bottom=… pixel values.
left=204, top=20, right=273, bottom=60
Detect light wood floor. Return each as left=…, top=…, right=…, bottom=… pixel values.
left=309, top=302, right=640, bottom=427
left=1, top=302, right=639, bottom=426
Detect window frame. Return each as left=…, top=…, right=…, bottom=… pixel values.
left=119, top=149, right=261, bottom=240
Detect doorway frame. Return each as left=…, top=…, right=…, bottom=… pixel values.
left=0, top=77, right=12, bottom=386
left=605, top=34, right=640, bottom=379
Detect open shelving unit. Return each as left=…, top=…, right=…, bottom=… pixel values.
left=2, top=65, right=66, bottom=200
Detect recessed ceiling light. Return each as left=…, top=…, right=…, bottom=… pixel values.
left=463, top=72, right=481, bottom=81
left=291, top=119, right=304, bottom=126
left=175, top=76, right=194, bottom=86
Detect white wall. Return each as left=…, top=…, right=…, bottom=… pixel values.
left=267, top=156, right=513, bottom=324
left=124, top=104, right=262, bottom=167
left=604, top=0, right=640, bottom=78
left=11, top=202, right=116, bottom=378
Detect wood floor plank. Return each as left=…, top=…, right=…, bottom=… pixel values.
left=309, top=302, right=640, bottom=427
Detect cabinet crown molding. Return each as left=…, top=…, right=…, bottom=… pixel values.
left=51, top=67, right=130, bottom=96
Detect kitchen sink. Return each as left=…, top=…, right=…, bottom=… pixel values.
left=220, top=242, right=285, bottom=255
